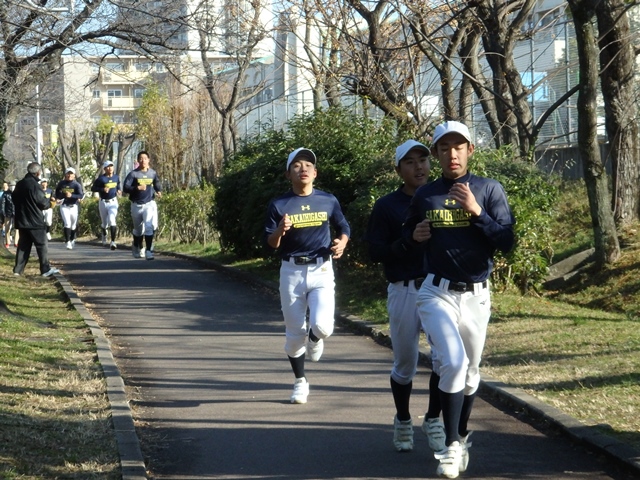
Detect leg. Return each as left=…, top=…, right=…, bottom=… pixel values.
left=31, top=228, right=51, bottom=274
left=13, top=229, right=33, bottom=274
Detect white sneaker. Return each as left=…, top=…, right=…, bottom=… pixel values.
left=435, top=441, right=463, bottom=479
left=46, top=232, right=51, bottom=241
left=422, top=417, right=446, bottom=452
left=306, top=338, right=324, bottom=362
left=138, top=247, right=146, bottom=258
left=145, top=250, right=154, bottom=260
left=110, top=241, right=117, bottom=251
left=290, top=378, right=309, bottom=404
left=42, top=267, right=59, bottom=277
left=393, top=415, right=414, bottom=452
left=132, top=246, right=140, bottom=258
left=459, top=432, right=472, bottom=473
left=66, top=241, right=73, bottom=250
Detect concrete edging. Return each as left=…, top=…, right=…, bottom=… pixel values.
left=54, top=273, right=148, bottom=480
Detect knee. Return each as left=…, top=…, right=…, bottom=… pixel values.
left=312, top=322, right=334, bottom=340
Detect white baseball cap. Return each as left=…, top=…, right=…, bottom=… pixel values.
left=395, top=140, right=429, bottom=166
left=65, top=167, right=76, bottom=174
left=40, top=178, right=49, bottom=183
left=103, top=160, right=114, bottom=168
left=286, top=148, right=317, bottom=170
left=431, top=121, right=472, bottom=146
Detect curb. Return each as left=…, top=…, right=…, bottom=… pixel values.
left=54, top=272, right=148, bottom=480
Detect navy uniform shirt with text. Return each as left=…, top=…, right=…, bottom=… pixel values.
left=55, top=179, right=84, bottom=206
left=403, top=172, right=515, bottom=283
left=123, top=168, right=161, bottom=204
left=91, top=174, right=121, bottom=200
left=265, top=188, right=351, bottom=259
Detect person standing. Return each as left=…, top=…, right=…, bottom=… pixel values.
left=265, top=147, right=350, bottom=404
left=403, top=121, right=515, bottom=479
left=123, top=151, right=162, bottom=260
left=12, top=162, right=59, bottom=277
left=55, top=167, right=84, bottom=250
left=91, top=160, right=122, bottom=250
left=364, top=140, right=446, bottom=453
left=40, top=178, right=54, bottom=241
left=0, top=181, right=7, bottom=239
left=1, top=181, right=17, bottom=248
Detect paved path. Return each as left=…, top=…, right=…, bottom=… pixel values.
left=50, top=241, right=635, bottom=480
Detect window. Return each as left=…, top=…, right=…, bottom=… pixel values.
left=111, top=115, right=125, bottom=124
left=107, top=90, right=123, bottom=97
left=135, top=62, right=151, bottom=72
left=134, top=89, right=145, bottom=98
left=93, top=90, right=101, bottom=98
left=155, top=63, right=165, bottom=72
left=106, top=63, right=124, bottom=72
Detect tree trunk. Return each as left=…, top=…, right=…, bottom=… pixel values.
left=568, top=0, right=620, bottom=267
left=596, top=0, right=640, bottom=225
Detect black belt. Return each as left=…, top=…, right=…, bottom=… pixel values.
left=283, top=254, right=331, bottom=265
left=402, top=277, right=425, bottom=289
left=432, top=275, right=487, bottom=293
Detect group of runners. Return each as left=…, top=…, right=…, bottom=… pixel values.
left=265, top=120, right=515, bottom=479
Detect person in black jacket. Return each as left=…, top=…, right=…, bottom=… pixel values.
left=12, top=162, right=59, bottom=277
left=1, top=180, right=16, bottom=247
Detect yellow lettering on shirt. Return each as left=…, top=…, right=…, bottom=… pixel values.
left=289, top=211, right=328, bottom=229
left=427, top=208, right=471, bottom=227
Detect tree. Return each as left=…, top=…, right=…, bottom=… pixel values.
left=0, top=0, right=120, bottom=176
left=567, top=0, right=620, bottom=267
left=595, top=0, right=640, bottom=225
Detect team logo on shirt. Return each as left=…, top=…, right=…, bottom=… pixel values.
left=426, top=208, right=471, bottom=228
left=137, top=177, right=154, bottom=186
left=289, top=211, right=328, bottom=228
left=301, top=205, right=310, bottom=211
left=104, top=181, right=118, bottom=189
left=444, top=199, right=457, bottom=206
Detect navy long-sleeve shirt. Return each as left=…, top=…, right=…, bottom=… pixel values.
left=364, top=186, right=426, bottom=283
left=403, top=172, right=515, bottom=283
left=123, top=168, right=161, bottom=204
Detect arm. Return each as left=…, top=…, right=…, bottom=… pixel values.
left=122, top=173, right=136, bottom=195
left=90, top=178, right=102, bottom=193
left=266, top=213, right=291, bottom=249
left=330, top=198, right=350, bottom=259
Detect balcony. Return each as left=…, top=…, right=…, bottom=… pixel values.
left=100, top=96, right=142, bottom=111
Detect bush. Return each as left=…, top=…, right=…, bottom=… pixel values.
left=214, top=108, right=558, bottom=293
left=162, top=184, right=217, bottom=244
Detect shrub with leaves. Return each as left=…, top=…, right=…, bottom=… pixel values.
left=215, top=108, right=558, bottom=293
left=162, top=183, right=217, bottom=244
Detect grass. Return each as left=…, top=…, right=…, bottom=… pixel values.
left=1, top=181, right=638, bottom=477
left=0, top=250, right=120, bottom=479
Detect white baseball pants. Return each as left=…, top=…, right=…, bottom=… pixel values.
left=130, top=200, right=158, bottom=236
left=417, top=273, right=491, bottom=395
left=279, top=258, right=335, bottom=358
left=99, top=198, right=119, bottom=228
left=60, top=204, right=79, bottom=230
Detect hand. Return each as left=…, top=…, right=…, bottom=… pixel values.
left=331, top=237, right=347, bottom=259
left=279, top=214, right=292, bottom=236
left=449, top=182, right=482, bottom=216
left=413, top=219, right=431, bottom=242
left=64, top=191, right=71, bottom=198
left=138, top=184, right=147, bottom=191
left=156, top=191, right=162, bottom=198
left=103, top=187, right=109, bottom=193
